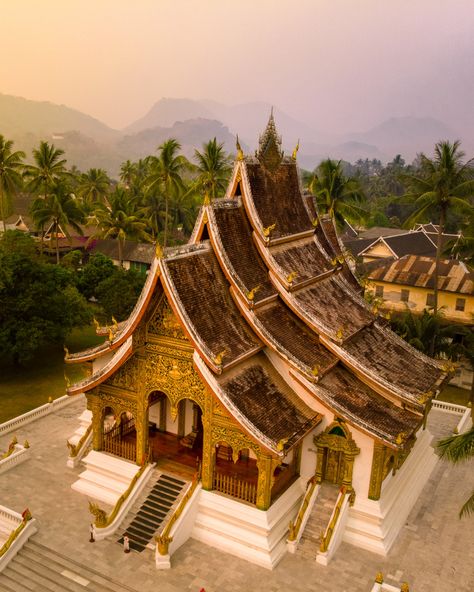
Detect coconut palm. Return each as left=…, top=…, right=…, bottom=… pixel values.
left=30, top=181, right=84, bottom=264
left=146, top=139, right=189, bottom=248
left=403, top=141, right=474, bottom=317
left=309, top=158, right=367, bottom=227
left=193, top=138, right=231, bottom=199
left=0, top=135, right=25, bottom=231
left=437, top=426, right=474, bottom=518
left=24, top=141, right=68, bottom=254
left=76, top=168, right=111, bottom=212
left=91, top=187, right=151, bottom=266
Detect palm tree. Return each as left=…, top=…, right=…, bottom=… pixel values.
left=0, top=135, right=25, bottom=231
left=91, top=187, right=151, bottom=265
left=76, top=168, right=111, bottom=212
left=309, top=158, right=367, bottom=227
left=24, top=141, right=68, bottom=254
left=31, top=181, right=84, bottom=264
left=193, top=138, right=231, bottom=199
left=146, top=139, right=189, bottom=248
left=403, top=141, right=474, bottom=317
left=437, top=426, right=474, bottom=517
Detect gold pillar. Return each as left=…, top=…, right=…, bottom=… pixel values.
left=315, top=446, right=325, bottom=483
left=201, top=413, right=214, bottom=490
left=256, top=455, right=273, bottom=511
left=177, top=399, right=186, bottom=437
left=159, top=397, right=167, bottom=432
left=89, top=398, right=103, bottom=451
left=135, top=402, right=149, bottom=465
left=342, top=451, right=356, bottom=490
left=368, top=442, right=386, bottom=500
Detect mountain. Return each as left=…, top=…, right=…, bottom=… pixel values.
left=118, top=118, right=238, bottom=159
left=0, top=93, right=118, bottom=143
left=346, top=116, right=459, bottom=160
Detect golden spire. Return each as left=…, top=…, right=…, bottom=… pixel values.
left=236, top=135, right=244, bottom=161
left=292, top=139, right=300, bottom=160
left=155, top=242, right=163, bottom=259
left=203, top=191, right=211, bottom=206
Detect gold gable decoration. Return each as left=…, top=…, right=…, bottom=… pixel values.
left=148, top=297, right=187, bottom=341
left=257, top=110, right=283, bottom=173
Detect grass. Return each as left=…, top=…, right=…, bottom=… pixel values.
left=0, top=325, right=105, bottom=423
left=437, top=385, right=471, bottom=406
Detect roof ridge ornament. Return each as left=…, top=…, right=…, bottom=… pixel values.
left=292, top=139, right=300, bottom=160
left=257, top=109, right=283, bottom=172
left=236, top=135, right=244, bottom=161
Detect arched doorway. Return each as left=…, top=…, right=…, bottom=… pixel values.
left=314, top=421, right=360, bottom=490
left=147, top=391, right=203, bottom=479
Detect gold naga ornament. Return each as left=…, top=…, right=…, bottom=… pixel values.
left=247, top=284, right=261, bottom=301
left=262, top=223, right=276, bottom=239
left=286, top=271, right=298, bottom=284
left=291, top=139, right=300, bottom=160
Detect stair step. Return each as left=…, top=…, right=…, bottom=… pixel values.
left=160, top=474, right=186, bottom=486
left=0, top=570, right=39, bottom=592
left=125, top=523, right=156, bottom=540
left=8, top=558, right=75, bottom=592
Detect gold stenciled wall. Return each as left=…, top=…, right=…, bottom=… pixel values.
left=86, top=294, right=282, bottom=510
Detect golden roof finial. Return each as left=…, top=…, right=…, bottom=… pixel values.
left=311, top=365, right=320, bottom=378
left=292, top=139, right=300, bottom=160
left=312, top=217, right=319, bottom=228
left=63, top=345, right=70, bottom=360
left=93, top=317, right=100, bottom=332
left=155, top=242, right=163, bottom=259
left=112, top=316, right=118, bottom=331
left=236, top=135, right=244, bottom=161
left=336, top=326, right=344, bottom=340
left=108, top=326, right=114, bottom=342
left=262, top=223, right=276, bottom=239
left=203, top=191, right=211, bottom=206
left=214, top=349, right=227, bottom=366
left=287, top=271, right=298, bottom=284
left=247, top=285, right=261, bottom=301
left=63, top=373, right=71, bottom=388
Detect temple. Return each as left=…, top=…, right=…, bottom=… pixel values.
left=66, top=115, right=449, bottom=568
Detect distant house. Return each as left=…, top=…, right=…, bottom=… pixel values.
left=90, top=238, right=155, bottom=272
left=344, top=224, right=461, bottom=266
left=366, top=255, right=473, bottom=325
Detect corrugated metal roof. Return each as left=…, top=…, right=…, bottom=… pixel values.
left=368, top=255, right=473, bottom=294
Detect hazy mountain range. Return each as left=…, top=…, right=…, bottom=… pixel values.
left=0, top=93, right=466, bottom=176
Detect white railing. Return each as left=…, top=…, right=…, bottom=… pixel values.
left=0, top=394, right=83, bottom=437
left=0, top=442, right=30, bottom=475
left=0, top=506, right=38, bottom=572
left=431, top=400, right=467, bottom=415
left=456, top=407, right=472, bottom=434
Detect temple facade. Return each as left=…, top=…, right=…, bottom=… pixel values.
left=67, top=116, right=448, bottom=568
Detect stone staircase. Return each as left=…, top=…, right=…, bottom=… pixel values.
left=0, top=538, right=141, bottom=592
left=116, top=471, right=187, bottom=552
left=297, top=482, right=340, bottom=559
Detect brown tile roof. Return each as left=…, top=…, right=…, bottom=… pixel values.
left=245, top=162, right=313, bottom=239
left=293, top=276, right=372, bottom=338
left=341, top=323, right=444, bottom=403
left=358, top=227, right=407, bottom=240
left=316, top=365, right=420, bottom=446
left=211, top=201, right=276, bottom=302
left=255, top=299, right=337, bottom=373
left=163, top=244, right=262, bottom=367
left=91, top=239, right=154, bottom=264
left=219, top=354, right=320, bottom=450
left=271, top=238, right=332, bottom=283
left=368, top=255, right=474, bottom=295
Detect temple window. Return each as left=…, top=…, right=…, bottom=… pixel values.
left=375, top=285, right=384, bottom=298
left=455, top=298, right=466, bottom=312
left=426, top=293, right=435, bottom=307
left=400, top=289, right=410, bottom=303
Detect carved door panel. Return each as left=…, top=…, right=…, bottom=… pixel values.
left=323, top=449, right=344, bottom=484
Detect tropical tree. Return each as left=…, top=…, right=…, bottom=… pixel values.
left=30, top=181, right=85, bottom=264
left=24, top=141, right=68, bottom=253
left=193, top=138, right=231, bottom=199
left=403, top=141, right=474, bottom=316
left=0, top=135, right=25, bottom=231
left=76, top=168, right=111, bottom=212
left=146, top=139, right=189, bottom=248
left=91, top=187, right=151, bottom=265
left=308, top=158, right=367, bottom=227
left=437, top=426, right=474, bottom=517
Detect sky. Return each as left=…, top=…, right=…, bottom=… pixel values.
left=0, top=0, right=472, bottom=134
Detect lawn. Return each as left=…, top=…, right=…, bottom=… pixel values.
left=0, top=325, right=105, bottom=423
left=437, top=384, right=471, bottom=407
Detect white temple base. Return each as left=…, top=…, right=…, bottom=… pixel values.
left=344, top=428, right=437, bottom=555
left=191, top=479, right=304, bottom=570
left=71, top=451, right=140, bottom=506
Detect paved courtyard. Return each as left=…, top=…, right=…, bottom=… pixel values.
left=0, top=398, right=472, bottom=592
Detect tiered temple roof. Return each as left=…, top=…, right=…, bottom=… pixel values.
left=67, top=116, right=448, bottom=453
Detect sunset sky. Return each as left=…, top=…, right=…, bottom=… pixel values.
left=0, top=0, right=472, bottom=133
